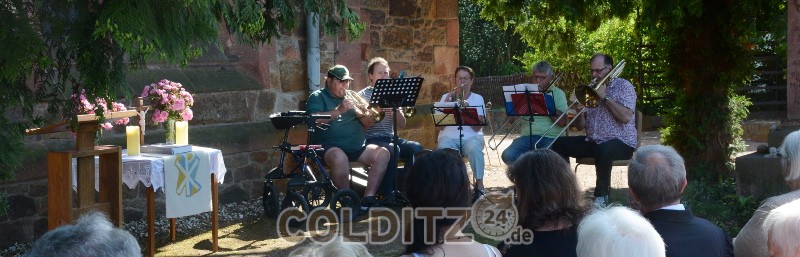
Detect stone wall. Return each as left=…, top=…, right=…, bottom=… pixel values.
left=0, top=0, right=459, bottom=248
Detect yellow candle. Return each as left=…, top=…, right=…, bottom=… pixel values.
left=126, top=126, right=140, bottom=155
left=175, top=121, right=189, bottom=145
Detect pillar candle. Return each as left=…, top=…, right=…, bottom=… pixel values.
left=126, top=126, right=140, bottom=155
left=176, top=121, right=189, bottom=145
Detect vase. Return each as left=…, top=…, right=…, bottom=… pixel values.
left=164, top=119, right=176, bottom=144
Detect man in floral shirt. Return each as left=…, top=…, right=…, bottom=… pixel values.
left=550, top=53, right=637, bottom=206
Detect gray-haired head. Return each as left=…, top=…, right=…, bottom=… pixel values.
left=25, top=212, right=141, bottom=257
left=532, top=61, right=554, bottom=77
left=627, top=145, right=687, bottom=211
left=779, top=130, right=800, bottom=184
left=577, top=206, right=666, bottom=257
left=763, top=199, right=800, bottom=257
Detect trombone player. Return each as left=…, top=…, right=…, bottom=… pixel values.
left=306, top=64, right=390, bottom=210
left=500, top=61, right=568, bottom=165
left=358, top=57, right=424, bottom=195
left=550, top=54, right=638, bottom=206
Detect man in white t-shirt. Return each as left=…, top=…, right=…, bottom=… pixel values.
left=436, top=66, right=486, bottom=200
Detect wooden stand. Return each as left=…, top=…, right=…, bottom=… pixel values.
left=45, top=120, right=123, bottom=229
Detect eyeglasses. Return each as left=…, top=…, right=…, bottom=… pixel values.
left=532, top=75, right=548, bottom=80
left=589, top=67, right=610, bottom=74
left=456, top=76, right=472, bottom=81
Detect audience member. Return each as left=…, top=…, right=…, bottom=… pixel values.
left=25, top=212, right=141, bottom=257
left=628, top=144, right=733, bottom=257
left=498, top=149, right=588, bottom=257
left=735, top=129, right=800, bottom=257
left=288, top=235, right=373, bottom=257
left=576, top=206, right=665, bottom=257
left=402, top=148, right=501, bottom=257
left=763, top=199, right=800, bottom=257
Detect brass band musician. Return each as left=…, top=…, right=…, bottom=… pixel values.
left=550, top=54, right=638, bottom=206
left=500, top=61, right=568, bottom=165
left=306, top=65, right=390, bottom=210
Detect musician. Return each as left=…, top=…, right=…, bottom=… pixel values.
left=358, top=57, right=424, bottom=195
left=501, top=61, right=568, bottom=165
left=437, top=66, right=487, bottom=199
left=550, top=54, right=637, bottom=206
left=307, top=64, right=390, bottom=210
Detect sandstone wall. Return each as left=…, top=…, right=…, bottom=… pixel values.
left=0, top=0, right=459, bottom=248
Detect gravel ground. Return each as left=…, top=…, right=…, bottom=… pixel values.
left=1, top=130, right=765, bottom=256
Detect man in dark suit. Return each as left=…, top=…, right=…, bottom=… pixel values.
left=627, top=145, right=733, bottom=257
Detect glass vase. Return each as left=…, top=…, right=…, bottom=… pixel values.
left=164, top=119, right=176, bottom=144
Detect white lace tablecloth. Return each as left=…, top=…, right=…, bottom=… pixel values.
left=71, top=146, right=227, bottom=191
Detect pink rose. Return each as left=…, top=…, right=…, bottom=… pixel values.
left=181, top=109, right=193, bottom=121
left=171, top=99, right=185, bottom=111
left=141, top=86, right=150, bottom=98
left=100, top=122, right=113, bottom=130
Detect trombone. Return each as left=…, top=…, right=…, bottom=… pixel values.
left=487, top=73, right=563, bottom=150
left=534, top=60, right=627, bottom=149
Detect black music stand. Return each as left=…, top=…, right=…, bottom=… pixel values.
left=369, top=77, right=424, bottom=205
left=432, top=103, right=487, bottom=153
left=502, top=84, right=555, bottom=148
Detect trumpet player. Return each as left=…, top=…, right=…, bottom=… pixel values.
left=500, top=61, right=568, bottom=165
left=358, top=57, right=424, bottom=195
left=306, top=64, right=390, bottom=211
left=550, top=54, right=638, bottom=207
left=437, top=66, right=487, bottom=200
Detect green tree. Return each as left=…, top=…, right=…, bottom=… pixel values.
left=474, top=0, right=785, bottom=177
left=0, top=1, right=363, bottom=181
left=459, top=0, right=529, bottom=76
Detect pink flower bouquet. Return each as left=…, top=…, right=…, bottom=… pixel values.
left=71, top=89, right=129, bottom=130
left=141, top=79, right=194, bottom=123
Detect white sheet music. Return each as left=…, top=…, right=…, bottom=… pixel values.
left=502, top=83, right=539, bottom=102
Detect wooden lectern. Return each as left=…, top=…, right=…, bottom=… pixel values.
left=27, top=107, right=139, bottom=229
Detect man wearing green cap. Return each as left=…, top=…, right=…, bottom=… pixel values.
left=307, top=64, right=390, bottom=210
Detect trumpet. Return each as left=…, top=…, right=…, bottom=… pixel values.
left=534, top=60, right=626, bottom=149
left=345, top=90, right=384, bottom=122
left=487, top=73, right=563, bottom=150
left=447, top=84, right=468, bottom=106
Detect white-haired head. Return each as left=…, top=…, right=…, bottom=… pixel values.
left=577, top=206, right=665, bottom=257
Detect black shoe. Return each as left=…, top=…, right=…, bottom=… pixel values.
left=473, top=188, right=486, bottom=203
left=360, top=196, right=379, bottom=212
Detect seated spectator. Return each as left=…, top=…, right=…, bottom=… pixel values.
left=577, top=206, right=665, bottom=257
left=736, top=129, right=800, bottom=257
left=498, top=149, right=588, bottom=257
left=401, top=149, right=501, bottom=257
left=763, top=199, right=800, bottom=257
left=25, top=212, right=141, bottom=257
left=628, top=144, right=733, bottom=257
left=288, top=235, right=373, bottom=257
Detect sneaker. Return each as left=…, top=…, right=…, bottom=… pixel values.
left=593, top=195, right=609, bottom=208
left=360, top=196, right=378, bottom=211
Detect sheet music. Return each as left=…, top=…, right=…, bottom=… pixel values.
left=502, top=83, right=539, bottom=102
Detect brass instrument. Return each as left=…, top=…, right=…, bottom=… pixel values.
left=447, top=84, right=468, bottom=106
left=399, top=107, right=416, bottom=118
left=345, top=90, right=384, bottom=122
left=534, top=60, right=626, bottom=149
left=487, top=72, right=563, bottom=150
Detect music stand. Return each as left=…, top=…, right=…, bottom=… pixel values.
left=432, top=102, right=487, bottom=153
left=502, top=83, right=556, bottom=148
left=370, top=77, right=424, bottom=205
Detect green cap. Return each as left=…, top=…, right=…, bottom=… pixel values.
left=327, top=65, right=354, bottom=81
